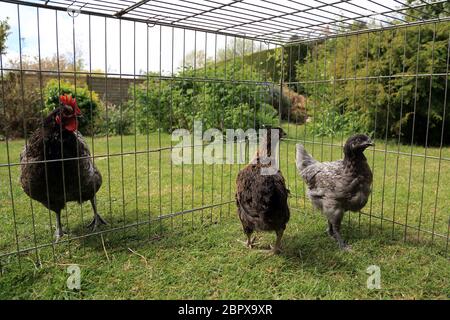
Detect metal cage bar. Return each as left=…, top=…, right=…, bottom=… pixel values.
left=0, top=0, right=449, bottom=270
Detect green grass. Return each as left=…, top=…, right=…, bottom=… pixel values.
left=0, top=124, right=449, bottom=299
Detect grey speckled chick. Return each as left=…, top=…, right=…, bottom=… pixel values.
left=296, top=134, right=374, bottom=250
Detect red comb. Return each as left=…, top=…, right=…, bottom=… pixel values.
left=59, top=94, right=81, bottom=115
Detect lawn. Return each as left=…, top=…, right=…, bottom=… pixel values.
left=0, top=124, right=449, bottom=299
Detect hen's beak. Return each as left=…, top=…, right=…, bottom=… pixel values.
left=364, top=140, right=375, bottom=147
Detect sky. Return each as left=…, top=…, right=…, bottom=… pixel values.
left=0, top=2, right=271, bottom=76
left=0, top=0, right=403, bottom=75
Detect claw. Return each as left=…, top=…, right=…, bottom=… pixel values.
left=325, top=228, right=334, bottom=238
left=247, top=236, right=259, bottom=248
left=237, top=239, right=248, bottom=246
left=340, top=244, right=352, bottom=252
left=87, top=214, right=107, bottom=231
left=237, top=235, right=260, bottom=249
left=54, top=230, right=66, bottom=243
left=270, top=244, right=282, bottom=255
left=256, top=246, right=281, bottom=255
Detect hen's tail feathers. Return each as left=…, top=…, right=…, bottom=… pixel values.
left=296, top=143, right=317, bottom=172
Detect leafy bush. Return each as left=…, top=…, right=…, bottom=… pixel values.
left=296, top=21, right=450, bottom=146
left=134, top=76, right=201, bottom=133
left=98, top=104, right=134, bottom=136
left=0, top=18, right=10, bottom=54
left=310, top=107, right=371, bottom=137
left=0, top=72, right=41, bottom=139
left=43, top=79, right=101, bottom=135
left=132, top=63, right=278, bottom=133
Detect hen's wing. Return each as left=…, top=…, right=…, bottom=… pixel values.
left=73, top=131, right=102, bottom=199
left=236, top=165, right=289, bottom=230
left=77, top=132, right=101, bottom=176
left=301, top=160, right=357, bottom=200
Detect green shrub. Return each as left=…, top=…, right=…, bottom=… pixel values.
left=310, top=107, right=371, bottom=137
left=43, top=79, right=101, bottom=135
left=0, top=72, right=41, bottom=139
left=0, top=18, right=10, bottom=55
left=132, top=63, right=278, bottom=134
left=134, top=76, right=203, bottom=134
left=296, top=21, right=450, bottom=146
left=98, top=104, right=134, bottom=136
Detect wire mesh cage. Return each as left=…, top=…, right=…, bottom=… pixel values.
left=0, top=0, right=449, bottom=272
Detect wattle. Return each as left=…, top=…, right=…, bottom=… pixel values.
left=65, top=118, right=78, bottom=132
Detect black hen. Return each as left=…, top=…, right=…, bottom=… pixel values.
left=20, top=95, right=105, bottom=242
left=235, top=127, right=290, bottom=254
left=296, top=134, right=374, bottom=250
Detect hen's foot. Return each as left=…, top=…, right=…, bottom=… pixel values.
left=330, top=227, right=351, bottom=251
left=270, top=244, right=282, bottom=255
left=336, top=239, right=352, bottom=251
left=339, top=243, right=352, bottom=252
left=54, top=230, right=66, bottom=243
left=247, top=236, right=259, bottom=248
left=237, top=239, right=249, bottom=247
left=87, top=214, right=107, bottom=231
left=237, top=236, right=259, bottom=249
left=255, top=244, right=281, bottom=255
left=325, top=227, right=334, bottom=238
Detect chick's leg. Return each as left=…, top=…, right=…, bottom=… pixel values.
left=87, top=197, right=107, bottom=231
left=237, top=226, right=259, bottom=249
left=329, top=211, right=351, bottom=251
left=54, top=210, right=65, bottom=242
left=272, top=229, right=284, bottom=254
left=246, top=233, right=254, bottom=248
left=244, top=227, right=257, bottom=248
left=326, top=221, right=334, bottom=237
left=332, top=223, right=350, bottom=251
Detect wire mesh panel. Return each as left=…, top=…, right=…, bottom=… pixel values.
left=286, top=22, right=450, bottom=254
left=3, top=0, right=450, bottom=43
left=0, top=0, right=449, bottom=273
left=0, top=2, right=284, bottom=271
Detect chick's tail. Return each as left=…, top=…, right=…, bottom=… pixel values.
left=296, top=143, right=317, bottom=172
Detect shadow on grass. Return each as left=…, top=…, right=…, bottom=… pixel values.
left=67, top=208, right=225, bottom=252
left=4, top=208, right=443, bottom=278
left=64, top=210, right=172, bottom=250
left=277, top=215, right=433, bottom=272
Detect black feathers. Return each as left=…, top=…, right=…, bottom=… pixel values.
left=20, top=105, right=105, bottom=241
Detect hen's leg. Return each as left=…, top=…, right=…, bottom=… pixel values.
left=271, top=229, right=284, bottom=254
left=330, top=212, right=351, bottom=251
left=87, top=198, right=107, bottom=231
left=332, top=223, right=351, bottom=251
left=246, top=233, right=254, bottom=248
left=54, top=210, right=65, bottom=242
left=244, top=227, right=256, bottom=248
left=237, top=225, right=258, bottom=248
left=326, top=222, right=334, bottom=237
